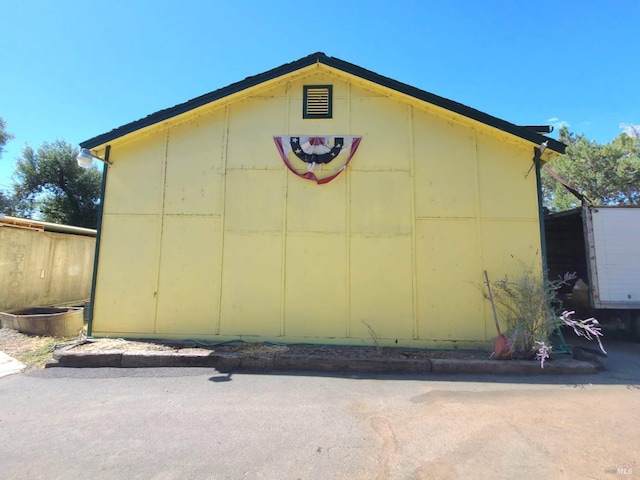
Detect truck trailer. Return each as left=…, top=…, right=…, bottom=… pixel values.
left=545, top=205, right=640, bottom=340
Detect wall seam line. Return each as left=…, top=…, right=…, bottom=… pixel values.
left=215, top=106, right=230, bottom=335
left=345, top=81, right=352, bottom=338
left=280, top=85, right=290, bottom=337
left=473, top=129, right=487, bottom=342
left=153, top=130, right=170, bottom=335
left=409, top=105, right=418, bottom=340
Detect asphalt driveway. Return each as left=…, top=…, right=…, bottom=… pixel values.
left=0, top=339, right=638, bottom=479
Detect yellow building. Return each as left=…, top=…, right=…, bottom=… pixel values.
left=80, top=53, right=564, bottom=348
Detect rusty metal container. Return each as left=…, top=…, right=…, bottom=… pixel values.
left=0, top=307, right=83, bottom=337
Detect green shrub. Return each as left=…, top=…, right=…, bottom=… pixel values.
left=487, top=259, right=573, bottom=358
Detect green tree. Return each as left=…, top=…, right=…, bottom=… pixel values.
left=543, top=126, right=640, bottom=211
left=0, top=117, right=16, bottom=214
left=0, top=117, right=13, bottom=158
left=0, top=190, right=14, bottom=214
left=12, top=140, right=103, bottom=228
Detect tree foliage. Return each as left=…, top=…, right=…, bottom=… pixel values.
left=12, top=140, right=103, bottom=228
left=0, top=117, right=13, bottom=158
left=0, top=190, right=14, bottom=215
left=0, top=117, right=16, bottom=214
left=543, top=126, right=640, bottom=211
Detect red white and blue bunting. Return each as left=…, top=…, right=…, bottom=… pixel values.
left=274, top=136, right=362, bottom=184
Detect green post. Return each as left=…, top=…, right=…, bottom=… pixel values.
left=87, top=145, right=110, bottom=336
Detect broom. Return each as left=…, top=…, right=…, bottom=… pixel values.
left=484, top=270, right=513, bottom=359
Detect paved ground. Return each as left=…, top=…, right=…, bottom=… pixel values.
left=0, top=338, right=638, bottom=480
left=0, top=351, right=25, bottom=378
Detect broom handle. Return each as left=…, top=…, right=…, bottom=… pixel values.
left=484, top=270, right=502, bottom=336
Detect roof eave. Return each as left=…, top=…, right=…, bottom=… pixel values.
left=80, top=52, right=566, bottom=155
left=79, top=52, right=327, bottom=150
left=317, top=55, right=565, bottom=154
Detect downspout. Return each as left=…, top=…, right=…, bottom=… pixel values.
left=533, top=146, right=547, bottom=274
left=87, top=145, right=110, bottom=336
left=535, top=147, right=571, bottom=354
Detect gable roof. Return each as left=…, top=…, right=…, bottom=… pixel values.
left=80, top=52, right=565, bottom=154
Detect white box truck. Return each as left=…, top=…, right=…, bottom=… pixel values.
left=545, top=205, right=640, bottom=340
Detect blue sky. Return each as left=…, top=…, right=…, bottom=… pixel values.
left=1, top=0, right=639, bottom=189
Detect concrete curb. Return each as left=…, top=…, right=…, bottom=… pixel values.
left=47, top=350, right=599, bottom=375
left=0, top=351, right=26, bottom=378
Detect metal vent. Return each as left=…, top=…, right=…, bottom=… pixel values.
left=303, top=85, right=332, bottom=119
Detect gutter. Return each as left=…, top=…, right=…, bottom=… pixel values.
left=0, top=215, right=97, bottom=237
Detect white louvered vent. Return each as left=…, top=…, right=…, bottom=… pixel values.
left=303, top=85, right=332, bottom=119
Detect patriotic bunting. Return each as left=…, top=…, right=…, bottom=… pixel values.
left=274, top=135, right=361, bottom=184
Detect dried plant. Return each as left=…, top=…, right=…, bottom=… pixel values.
left=559, top=310, right=606, bottom=355
left=361, top=320, right=383, bottom=356
left=534, top=341, right=551, bottom=369
left=534, top=311, right=606, bottom=368
left=486, top=258, right=607, bottom=367
left=486, top=259, right=574, bottom=357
